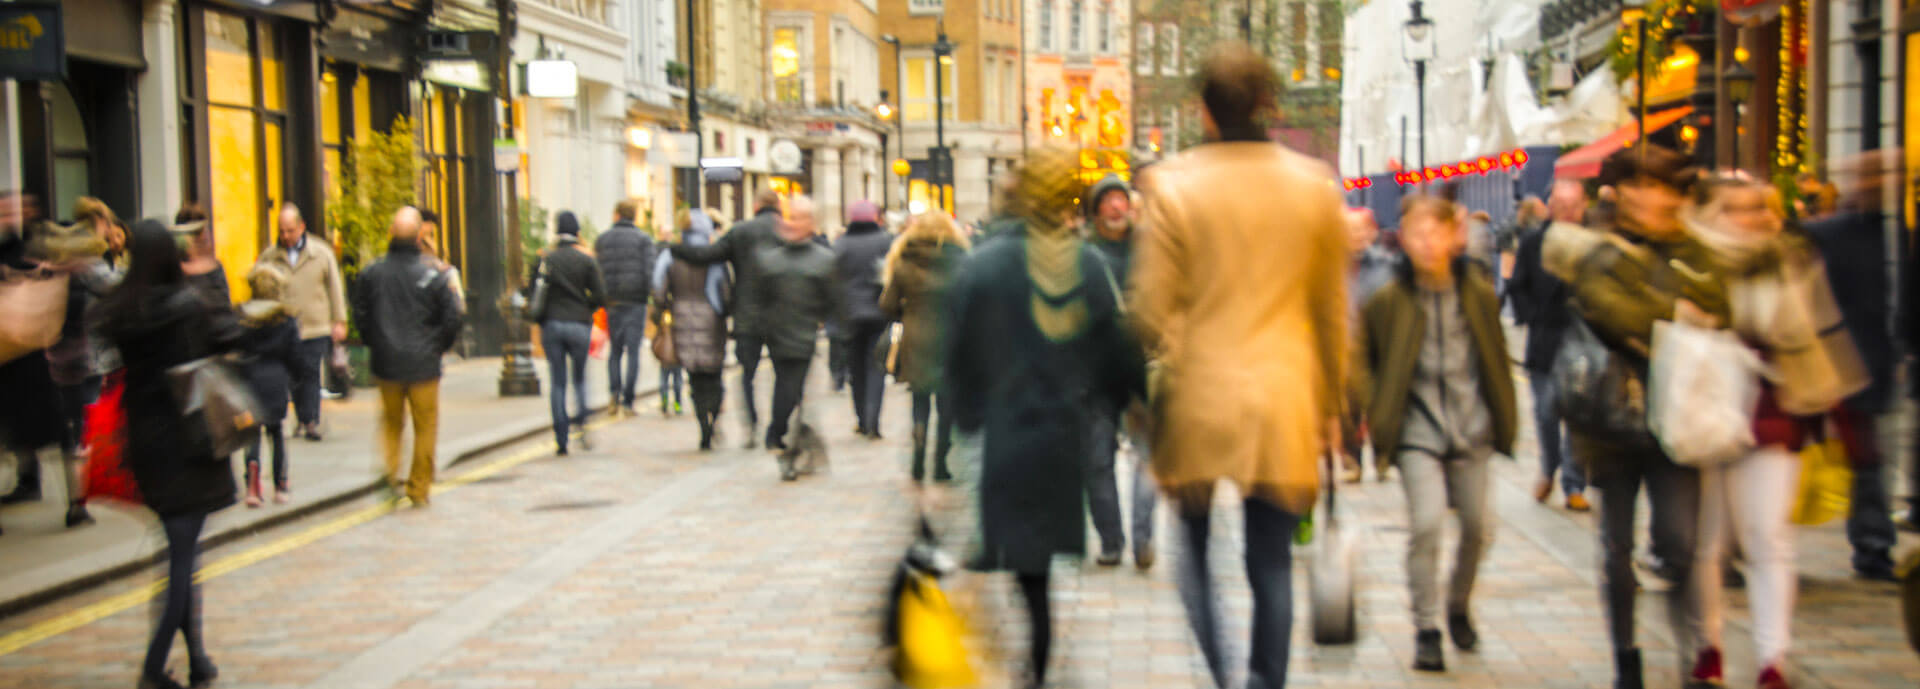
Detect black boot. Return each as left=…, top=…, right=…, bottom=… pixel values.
left=909, top=422, right=928, bottom=481
left=697, top=414, right=714, bottom=451
left=1413, top=629, right=1445, bottom=671
left=1614, top=648, right=1645, bottom=689
left=65, top=501, right=93, bottom=528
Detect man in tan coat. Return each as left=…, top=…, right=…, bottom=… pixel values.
left=1134, top=45, right=1349, bottom=689
left=253, top=204, right=348, bottom=441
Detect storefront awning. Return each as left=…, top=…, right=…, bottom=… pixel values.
left=1553, top=106, right=1693, bottom=179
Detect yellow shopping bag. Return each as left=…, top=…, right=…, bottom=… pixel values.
left=892, top=569, right=978, bottom=689
left=1790, top=436, right=1852, bottom=526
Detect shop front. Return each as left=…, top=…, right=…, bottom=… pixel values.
left=9, top=0, right=148, bottom=224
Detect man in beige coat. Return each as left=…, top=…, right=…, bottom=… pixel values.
left=253, top=204, right=348, bottom=441
left=1134, top=45, right=1349, bottom=689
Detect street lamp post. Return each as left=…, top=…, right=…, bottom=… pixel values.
left=1403, top=1, right=1435, bottom=173
left=876, top=95, right=894, bottom=211
left=934, top=22, right=954, bottom=211
left=1722, top=57, right=1756, bottom=172
left=686, top=0, right=702, bottom=207
left=1626, top=0, right=1647, bottom=159
left=882, top=34, right=904, bottom=208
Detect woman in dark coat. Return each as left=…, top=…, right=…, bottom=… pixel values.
left=654, top=209, right=731, bottom=450
left=944, top=147, right=1145, bottom=687
left=238, top=263, right=303, bottom=506
left=95, top=218, right=245, bottom=689
left=880, top=212, right=969, bottom=481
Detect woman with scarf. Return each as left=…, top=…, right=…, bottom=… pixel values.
left=1682, top=174, right=1866, bottom=689
left=654, top=209, right=732, bottom=450
left=944, top=146, right=1146, bottom=687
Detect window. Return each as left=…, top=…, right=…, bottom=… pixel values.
left=1004, top=57, right=1019, bottom=124
left=1098, top=4, right=1111, bottom=53
left=1319, top=1, right=1342, bottom=79
left=771, top=25, right=805, bottom=104
left=1068, top=0, right=1084, bottom=53
left=1136, top=23, right=1154, bottom=74
left=1039, top=0, right=1054, bottom=52
left=985, top=58, right=999, bottom=125
left=1289, top=2, right=1309, bottom=79
left=192, top=8, right=292, bottom=302
left=713, top=129, right=726, bottom=153
left=902, top=55, right=957, bottom=121
left=1160, top=23, right=1179, bottom=76
left=747, top=138, right=756, bottom=156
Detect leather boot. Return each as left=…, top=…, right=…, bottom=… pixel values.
left=1614, top=648, right=1645, bottom=689
left=910, top=422, right=929, bottom=481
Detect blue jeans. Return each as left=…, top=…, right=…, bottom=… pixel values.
left=1529, top=371, right=1585, bottom=495
left=1177, top=497, right=1298, bottom=689
left=1088, top=402, right=1157, bottom=556
left=659, top=366, right=683, bottom=410
left=542, top=321, right=592, bottom=448
left=606, top=304, right=647, bottom=408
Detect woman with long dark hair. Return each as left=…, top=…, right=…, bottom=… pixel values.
left=94, top=218, right=245, bottom=689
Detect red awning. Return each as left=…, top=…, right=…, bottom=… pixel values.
left=1553, top=106, right=1694, bottom=179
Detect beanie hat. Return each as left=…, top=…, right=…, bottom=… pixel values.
left=848, top=200, right=880, bottom=224
left=555, top=211, right=581, bottom=237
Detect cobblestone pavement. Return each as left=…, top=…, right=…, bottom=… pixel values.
left=0, top=358, right=1915, bottom=689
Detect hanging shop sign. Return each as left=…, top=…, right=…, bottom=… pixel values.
left=702, top=157, right=744, bottom=184
left=423, top=58, right=490, bottom=92
left=0, top=3, right=64, bottom=81
left=525, top=59, right=579, bottom=99
left=493, top=139, right=520, bottom=173
left=769, top=140, right=804, bottom=175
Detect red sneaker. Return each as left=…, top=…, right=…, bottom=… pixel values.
left=1689, top=646, right=1725, bottom=687
left=1756, top=665, right=1792, bottom=689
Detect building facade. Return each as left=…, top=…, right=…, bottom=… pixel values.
left=624, top=0, right=686, bottom=233
left=762, top=0, right=888, bottom=229
left=511, top=0, right=631, bottom=234
left=1028, top=0, right=1131, bottom=183
left=882, top=0, right=1023, bottom=223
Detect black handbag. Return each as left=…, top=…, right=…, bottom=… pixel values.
left=524, top=257, right=550, bottom=322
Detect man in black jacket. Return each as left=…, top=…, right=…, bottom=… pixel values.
left=673, top=189, right=785, bottom=447
left=757, top=196, right=838, bottom=464
left=833, top=200, right=893, bottom=438
left=595, top=200, right=653, bottom=417
left=1506, top=180, right=1589, bottom=512
left=351, top=207, right=462, bottom=506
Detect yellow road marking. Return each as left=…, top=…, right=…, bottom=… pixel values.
left=0, top=418, right=616, bottom=657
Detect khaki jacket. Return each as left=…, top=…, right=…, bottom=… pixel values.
left=1134, top=142, right=1349, bottom=515
left=1351, top=262, right=1518, bottom=465
left=255, top=237, right=348, bottom=341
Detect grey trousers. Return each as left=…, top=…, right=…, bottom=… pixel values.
left=1589, top=445, right=1705, bottom=660
left=1398, top=450, right=1494, bottom=630
left=1087, top=403, right=1157, bottom=556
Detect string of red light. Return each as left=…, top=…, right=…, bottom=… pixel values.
left=1342, top=148, right=1532, bottom=190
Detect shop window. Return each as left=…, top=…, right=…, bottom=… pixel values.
left=49, top=84, right=89, bottom=222
left=193, top=8, right=292, bottom=301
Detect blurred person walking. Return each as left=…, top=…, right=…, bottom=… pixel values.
left=1340, top=207, right=1395, bottom=483
left=94, top=217, right=249, bottom=689
left=1684, top=174, right=1860, bottom=689
left=252, top=203, right=347, bottom=442
left=653, top=209, right=731, bottom=450
left=596, top=200, right=655, bottom=417
left=533, top=211, right=608, bottom=454
left=1803, top=152, right=1906, bottom=578
left=672, top=191, right=786, bottom=447
left=945, top=146, right=1145, bottom=688
left=1081, top=174, right=1160, bottom=569
left=40, top=198, right=128, bottom=527
left=236, top=264, right=302, bottom=507
left=881, top=212, right=969, bottom=482
left=1543, top=146, right=1727, bottom=689
left=756, top=196, right=837, bottom=464
left=833, top=200, right=894, bottom=438
left=0, top=192, right=75, bottom=535
left=352, top=208, right=463, bottom=506
left=1508, top=180, right=1591, bottom=511
left=1132, top=45, right=1350, bottom=689
left=1354, top=195, right=1516, bottom=672
left=172, top=204, right=229, bottom=305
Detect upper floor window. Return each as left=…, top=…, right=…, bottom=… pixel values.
left=1039, top=0, right=1055, bottom=52
left=903, top=54, right=957, bottom=121
left=772, top=25, right=806, bottom=104
left=1135, top=23, right=1154, bottom=74
left=1098, top=4, right=1111, bottom=53
left=1160, top=23, right=1179, bottom=76
left=1068, top=0, right=1084, bottom=53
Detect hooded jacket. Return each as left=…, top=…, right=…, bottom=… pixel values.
left=595, top=219, right=655, bottom=306
left=1085, top=175, right=1136, bottom=284
left=833, top=220, right=894, bottom=324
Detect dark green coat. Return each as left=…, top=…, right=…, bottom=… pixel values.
left=754, top=237, right=838, bottom=361
left=1352, top=260, right=1518, bottom=465
left=945, top=237, right=1145, bottom=574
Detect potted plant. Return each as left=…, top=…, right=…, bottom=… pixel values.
left=326, top=116, right=423, bottom=387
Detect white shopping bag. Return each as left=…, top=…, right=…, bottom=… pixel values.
left=1647, top=321, right=1765, bottom=467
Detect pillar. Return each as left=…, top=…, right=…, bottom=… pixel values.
left=138, top=0, right=183, bottom=217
